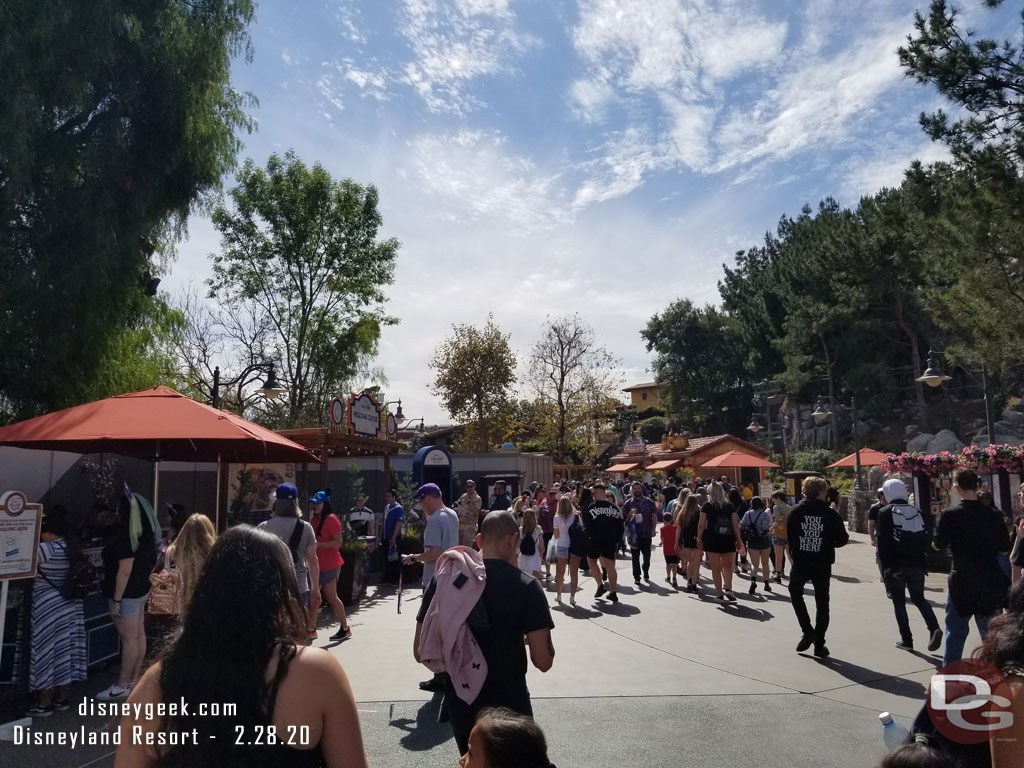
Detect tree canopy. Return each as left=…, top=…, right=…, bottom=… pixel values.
left=207, top=151, right=399, bottom=427
left=430, top=315, right=516, bottom=453
left=0, top=0, right=255, bottom=421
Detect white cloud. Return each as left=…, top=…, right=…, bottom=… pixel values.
left=398, top=0, right=537, bottom=113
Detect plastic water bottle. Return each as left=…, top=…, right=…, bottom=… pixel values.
left=879, top=712, right=910, bottom=749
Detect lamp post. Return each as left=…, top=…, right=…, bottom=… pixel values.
left=916, top=349, right=995, bottom=445
left=749, top=388, right=787, bottom=471
left=211, top=363, right=287, bottom=410
left=813, top=395, right=864, bottom=490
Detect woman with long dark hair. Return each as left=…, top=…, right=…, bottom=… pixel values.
left=115, top=525, right=368, bottom=768
left=975, top=578, right=1024, bottom=766
left=98, top=491, right=159, bottom=701
left=309, top=491, right=351, bottom=643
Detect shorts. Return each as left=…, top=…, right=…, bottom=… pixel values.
left=772, top=536, right=787, bottom=547
left=664, top=554, right=679, bottom=565
left=556, top=543, right=571, bottom=560
left=681, top=536, right=698, bottom=550
left=703, top=534, right=737, bottom=554
left=746, top=536, right=772, bottom=551
left=111, top=594, right=148, bottom=618
left=319, top=567, right=340, bottom=586
left=587, top=542, right=617, bottom=560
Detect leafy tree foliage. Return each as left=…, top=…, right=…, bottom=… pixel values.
left=208, top=151, right=399, bottom=427
left=0, top=1, right=255, bottom=421
left=431, top=315, right=516, bottom=453
left=641, top=300, right=752, bottom=435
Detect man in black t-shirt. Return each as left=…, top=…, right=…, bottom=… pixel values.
left=414, top=511, right=554, bottom=755
left=661, top=478, right=679, bottom=516
left=584, top=483, right=624, bottom=602
left=933, top=468, right=1011, bottom=667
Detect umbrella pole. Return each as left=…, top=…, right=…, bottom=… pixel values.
left=153, top=441, right=161, bottom=512
left=215, top=456, right=221, bottom=532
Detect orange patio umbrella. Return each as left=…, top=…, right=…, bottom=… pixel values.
left=827, top=448, right=888, bottom=469
left=0, top=385, right=320, bottom=525
left=700, top=450, right=779, bottom=468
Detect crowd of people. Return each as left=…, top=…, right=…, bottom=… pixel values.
left=20, top=465, right=1024, bottom=767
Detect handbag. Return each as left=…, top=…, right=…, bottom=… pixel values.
left=545, top=536, right=558, bottom=565
left=147, top=568, right=181, bottom=615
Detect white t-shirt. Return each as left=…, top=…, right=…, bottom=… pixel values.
left=554, top=512, right=576, bottom=543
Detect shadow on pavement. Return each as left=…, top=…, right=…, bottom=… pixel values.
left=831, top=574, right=866, bottom=584
left=720, top=603, right=773, bottom=622
left=596, top=601, right=641, bottom=617
left=811, top=657, right=929, bottom=698
left=389, top=697, right=452, bottom=751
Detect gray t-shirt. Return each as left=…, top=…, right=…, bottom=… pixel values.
left=422, top=506, right=459, bottom=587
left=258, top=516, right=317, bottom=593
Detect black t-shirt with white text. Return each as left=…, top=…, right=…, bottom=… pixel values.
left=583, top=500, right=624, bottom=549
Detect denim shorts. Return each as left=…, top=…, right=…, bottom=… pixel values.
left=319, top=567, right=339, bottom=586
left=556, top=543, right=571, bottom=559
left=772, top=537, right=787, bottom=547
left=110, top=594, right=148, bottom=618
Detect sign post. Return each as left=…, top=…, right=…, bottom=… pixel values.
left=0, top=491, right=43, bottom=687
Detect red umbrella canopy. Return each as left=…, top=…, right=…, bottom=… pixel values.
left=827, top=448, right=888, bottom=468
left=0, top=386, right=319, bottom=464
left=700, top=450, right=779, bottom=469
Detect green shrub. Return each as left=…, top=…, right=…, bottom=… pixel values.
left=788, top=448, right=841, bottom=475
left=638, top=416, right=669, bottom=443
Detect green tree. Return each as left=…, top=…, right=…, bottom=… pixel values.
left=207, top=151, right=399, bottom=427
left=0, top=1, right=255, bottom=421
left=641, top=300, right=751, bottom=435
left=899, top=0, right=1024, bottom=168
left=527, top=314, right=621, bottom=463
left=431, top=315, right=516, bottom=453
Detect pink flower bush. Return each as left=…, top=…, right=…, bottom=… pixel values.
left=882, top=444, right=1024, bottom=476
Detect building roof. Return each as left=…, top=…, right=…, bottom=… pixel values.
left=622, top=381, right=660, bottom=392
left=608, top=433, right=769, bottom=465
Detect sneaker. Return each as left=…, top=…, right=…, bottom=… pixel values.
left=27, top=705, right=52, bottom=717
left=725, top=591, right=738, bottom=602
left=643, top=573, right=650, bottom=582
left=688, top=583, right=698, bottom=593
left=608, top=592, right=619, bottom=603
left=928, top=628, right=942, bottom=652
left=716, top=594, right=728, bottom=604
left=666, top=577, right=672, bottom=584
left=774, top=572, right=782, bottom=584
left=329, top=627, right=353, bottom=642
left=419, top=677, right=444, bottom=692
left=895, top=641, right=914, bottom=650
left=51, top=699, right=70, bottom=712
left=307, top=629, right=318, bottom=641
left=764, top=582, right=772, bottom=593
left=813, top=643, right=830, bottom=658
left=569, top=597, right=576, bottom=606
left=634, top=578, right=641, bottom=586
left=95, top=684, right=130, bottom=701
left=748, top=581, right=757, bottom=595
left=595, top=584, right=607, bottom=599
left=796, top=633, right=816, bottom=653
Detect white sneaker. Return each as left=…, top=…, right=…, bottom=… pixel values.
left=95, top=684, right=130, bottom=701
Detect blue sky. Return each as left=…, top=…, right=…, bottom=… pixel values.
left=168, top=0, right=1011, bottom=424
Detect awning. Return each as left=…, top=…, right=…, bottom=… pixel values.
left=606, top=462, right=641, bottom=473
left=647, top=459, right=682, bottom=471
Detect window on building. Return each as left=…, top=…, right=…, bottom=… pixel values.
left=642, top=392, right=648, bottom=401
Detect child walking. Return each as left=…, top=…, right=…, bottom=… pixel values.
left=660, top=510, right=680, bottom=587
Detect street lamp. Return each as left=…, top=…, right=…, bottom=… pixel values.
left=915, top=349, right=995, bottom=445
left=211, top=363, right=287, bottom=409
left=746, top=414, right=763, bottom=433
left=383, top=399, right=406, bottom=421
left=400, top=417, right=426, bottom=433
left=812, top=396, right=832, bottom=425
left=813, top=395, right=864, bottom=490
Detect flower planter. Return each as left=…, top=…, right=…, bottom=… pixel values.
left=338, top=557, right=367, bottom=606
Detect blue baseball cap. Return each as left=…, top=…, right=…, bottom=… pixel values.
left=416, top=483, right=441, bottom=499
left=310, top=490, right=330, bottom=504
left=276, top=482, right=298, bottom=500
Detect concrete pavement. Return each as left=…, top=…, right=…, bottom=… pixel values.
left=1, top=531, right=979, bottom=768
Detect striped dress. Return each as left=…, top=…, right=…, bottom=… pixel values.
left=30, top=539, right=87, bottom=691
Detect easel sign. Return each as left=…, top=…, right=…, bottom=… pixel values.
left=0, top=491, right=42, bottom=688
left=0, top=491, right=42, bottom=580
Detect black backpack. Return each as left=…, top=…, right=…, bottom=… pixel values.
left=568, top=515, right=587, bottom=554
left=520, top=528, right=536, bottom=556
left=40, top=542, right=98, bottom=601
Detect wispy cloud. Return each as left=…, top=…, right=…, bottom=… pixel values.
left=398, top=0, right=538, bottom=113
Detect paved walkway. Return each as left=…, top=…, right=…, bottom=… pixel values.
left=1, top=531, right=978, bottom=768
